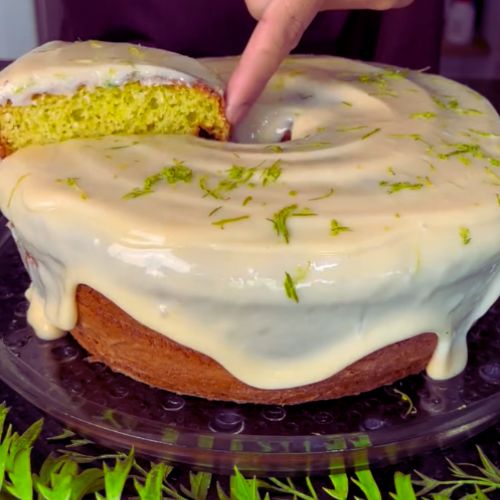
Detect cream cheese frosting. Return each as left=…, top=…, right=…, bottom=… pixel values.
left=0, top=40, right=224, bottom=106
left=0, top=54, right=499, bottom=390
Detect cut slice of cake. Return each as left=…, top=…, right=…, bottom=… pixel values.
left=0, top=41, right=230, bottom=157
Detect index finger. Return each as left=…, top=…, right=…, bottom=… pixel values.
left=226, top=0, right=321, bottom=125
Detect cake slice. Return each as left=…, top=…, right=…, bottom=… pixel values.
left=0, top=41, right=229, bottom=157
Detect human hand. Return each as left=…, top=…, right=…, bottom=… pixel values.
left=225, top=0, right=414, bottom=124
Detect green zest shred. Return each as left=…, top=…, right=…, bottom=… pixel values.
left=261, top=160, right=282, bottom=186
left=485, top=167, right=500, bottom=186
left=336, top=125, right=367, bottom=132
left=56, top=177, right=89, bottom=200
left=459, top=227, right=471, bottom=245
left=200, top=164, right=257, bottom=200
left=432, top=96, right=482, bottom=115
left=330, top=219, right=352, bottom=236
left=283, top=272, right=299, bottom=303
left=123, top=160, right=192, bottom=199
left=410, top=112, right=436, bottom=119
left=379, top=180, right=424, bottom=194
left=268, top=204, right=316, bottom=243
left=212, top=215, right=250, bottom=229
left=309, top=187, right=335, bottom=201
left=265, top=145, right=284, bottom=153
left=467, top=128, right=500, bottom=138
left=208, top=206, right=223, bottom=217
left=361, top=128, right=381, bottom=140
left=7, top=174, right=31, bottom=208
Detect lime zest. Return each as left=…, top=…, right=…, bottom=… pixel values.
left=485, top=167, right=500, bottom=186
left=336, top=125, right=367, bottom=132
left=265, top=145, right=284, bottom=153
left=56, top=177, right=88, bottom=200
left=242, top=196, right=253, bottom=206
left=261, top=160, right=282, bottom=186
left=212, top=215, right=250, bottom=229
left=7, top=174, right=31, bottom=208
left=467, top=128, right=500, bottom=138
left=459, top=227, right=471, bottom=245
left=200, top=165, right=257, bottom=200
left=380, top=180, right=424, bottom=194
left=410, top=112, right=436, bottom=119
left=309, top=187, right=335, bottom=201
left=123, top=160, right=192, bottom=199
left=432, top=96, right=482, bottom=115
left=330, top=219, right=351, bottom=236
left=208, top=206, right=223, bottom=217
left=268, top=204, right=316, bottom=243
left=361, top=128, right=381, bottom=140
left=283, top=272, right=299, bottom=303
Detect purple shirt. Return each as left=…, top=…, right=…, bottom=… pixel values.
left=61, top=0, right=444, bottom=71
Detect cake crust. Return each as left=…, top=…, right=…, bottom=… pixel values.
left=71, top=285, right=438, bottom=405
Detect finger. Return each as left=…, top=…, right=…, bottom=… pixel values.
left=246, top=0, right=413, bottom=20
left=226, top=0, right=321, bottom=124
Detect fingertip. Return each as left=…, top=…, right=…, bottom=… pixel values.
left=226, top=102, right=250, bottom=126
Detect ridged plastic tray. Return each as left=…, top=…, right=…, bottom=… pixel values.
left=0, top=218, right=499, bottom=474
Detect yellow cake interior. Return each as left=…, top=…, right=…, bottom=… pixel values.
left=0, top=81, right=229, bottom=154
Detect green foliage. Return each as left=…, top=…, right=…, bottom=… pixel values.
left=0, top=403, right=498, bottom=499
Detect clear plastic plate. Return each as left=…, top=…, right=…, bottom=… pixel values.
left=0, top=217, right=499, bottom=474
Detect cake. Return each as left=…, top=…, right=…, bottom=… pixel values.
left=0, top=42, right=499, bottom=404
left=0, top=41, right=229, bottom=157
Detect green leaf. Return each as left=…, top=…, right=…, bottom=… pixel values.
left=180, top=471, right=212, bottom=500
left=216, top=481, right=231, bottom=500
left=471, top=485, right=490, bottom=500
left=101, top=448, right=134, bottom=500
left=7, top=419, right=43, bottom=470
left=35, top=475, right=72, bottom=500
left=46, top=429, right=76, bottom=442
left=352, top=469, right=382, bottom=500
left=324, top=472, right=349, bottom=499
left=67, top=468, right=105, bottom=500
left=390, top=472, right=416, bottom=500
left=476, top=446, right=500, bottom=482
left=0, top=424, right=13, bottom=492
left=5, top=447, right=33, bottom=500
left=230, top=467, right=267, bottom=500
left=0, top=403, right=9, bottom=439
left=134, top=462, right=169, bottom=500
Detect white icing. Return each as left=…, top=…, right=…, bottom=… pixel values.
left=0, top=53, right=499, bottom=390
left=0, top=40, right=224, bottom=106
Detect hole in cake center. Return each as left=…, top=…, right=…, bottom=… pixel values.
left=230, top=108, right=296, bottom=144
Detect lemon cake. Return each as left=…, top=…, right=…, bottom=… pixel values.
left=0, top=41, right=229, bottom=157
left=0, top=44, right=499, bottom=404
